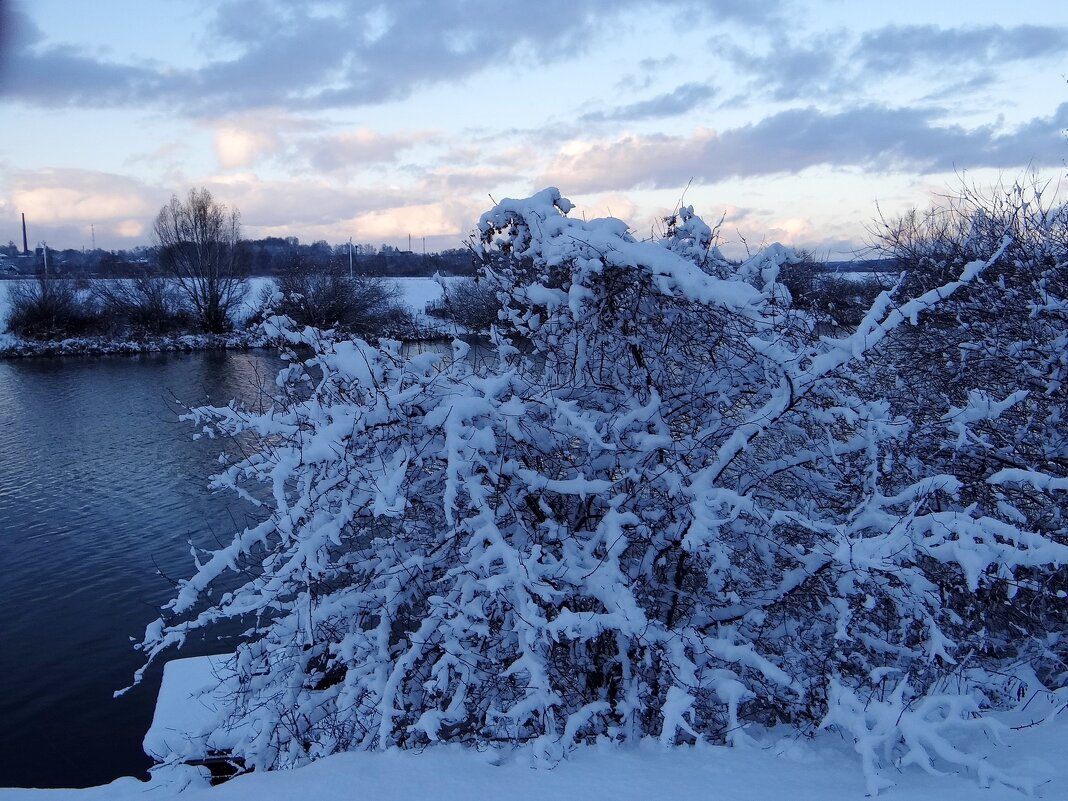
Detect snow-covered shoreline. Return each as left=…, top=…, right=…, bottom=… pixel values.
left=0, top=331, right=270, bottom=358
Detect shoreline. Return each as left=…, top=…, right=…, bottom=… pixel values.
left=0, top=327, right=458, bottom=359
left=0, top=332, right=271, bottom=359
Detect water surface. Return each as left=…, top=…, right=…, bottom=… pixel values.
left=0, top=349, right=284, bottom=788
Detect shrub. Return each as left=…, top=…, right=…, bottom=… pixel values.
left=91, top=274, right=194, bottom=336
left=867, top=177, right=1068, bottom=692
left=269, top=255, right=416, bottom=338
left=427, top=276, right=501, bottom=332
left=4, top=276, right=99, bottom=339
left=133, top=188, right=1066, bottom=795
left=779, top=257, right=887, bottom=330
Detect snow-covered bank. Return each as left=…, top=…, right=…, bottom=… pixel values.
left=1, top=693, right=1064, bottom=801
left=0, top=331, right=270, bottom=358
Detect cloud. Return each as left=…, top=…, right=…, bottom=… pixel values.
left=857, top=24, right=1068, bottom=72
left=353, top=199, right=481, bottom=241
left=717, top=23, right=1068, bottom=105
left=194, top=175, right=409, bottom=230
left=582, top=82, right=716, bottom=123
left=301, top=128, right=438, bottom=174
left=115, top=219, right=145, bottom=238
left=538, top=104, right=1068, bottom=192
left=414, top=166, right=525, bottom=196
left=3, top=0, right=783, bottom=114
left=0, top=4, right=168, bottom=106
left=4, top=167, right=158, bottom=224
left=720, top=36, right=844, bottom=102
left=0, top=168, right=165, bottom=248
left=215, top=127, right=281, bottom=169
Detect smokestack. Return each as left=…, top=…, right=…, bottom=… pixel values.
left=22, top=212, right=28, bottom=254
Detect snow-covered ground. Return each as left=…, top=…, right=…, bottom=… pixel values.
left=4, top=655, right=1065, bottom=800
left=1, top=692, right=1064, bottom=800
left=0, top=281, right=13, bottom=326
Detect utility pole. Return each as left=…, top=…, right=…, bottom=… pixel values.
left=348, top=237, right=353, bottom=279
left=21, top=213, right=28, bottom=254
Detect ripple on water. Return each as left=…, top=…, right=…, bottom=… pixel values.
left=0, top=349, right=284, bottom=789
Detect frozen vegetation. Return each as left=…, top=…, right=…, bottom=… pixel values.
left=4, top=183, right=1066, bottom=797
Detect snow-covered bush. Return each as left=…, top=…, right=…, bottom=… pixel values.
left=133, top=188, right=1068, bottom=794
left=869, top=177, right=1068, bottom=694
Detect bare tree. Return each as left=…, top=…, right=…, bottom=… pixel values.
left=154, top=188, right=248, bottom=333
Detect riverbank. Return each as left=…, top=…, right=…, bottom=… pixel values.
left=0, top=331, right=271, bottom=358
left=0, top=327, right=456, bottom=359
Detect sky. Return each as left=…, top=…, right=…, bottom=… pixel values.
left=0, top=0, right=1065, bottom=258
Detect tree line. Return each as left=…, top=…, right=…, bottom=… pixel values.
left=3, top=189, right=473, bottom=340
left=3, top=187, right=895, bottom=342
left=2, top=229, right=475, bottom=282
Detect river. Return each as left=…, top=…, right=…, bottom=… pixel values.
left=0, top=348, right=286, bottom=788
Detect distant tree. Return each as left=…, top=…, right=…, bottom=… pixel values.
left=153, top=188, right=248, bottom=333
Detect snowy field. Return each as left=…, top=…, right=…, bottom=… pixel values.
left=0, top=281, right=12, bottom=327
left=0, top=692, right=1064, bottom=800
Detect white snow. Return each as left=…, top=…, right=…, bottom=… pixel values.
left=391, top=276, right=450, bottom=315
left=0, top=281, right=13, bottom=325
left=0, top=691, right=1064, bottom=799
left=143, top=656, right=250, bottom=761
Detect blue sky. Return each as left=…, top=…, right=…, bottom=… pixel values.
left=0, top=0, right=1065, bottom=256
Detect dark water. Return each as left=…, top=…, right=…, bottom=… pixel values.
left=0, top=349, right=285, bottom=789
